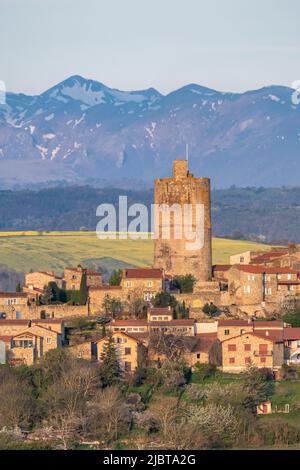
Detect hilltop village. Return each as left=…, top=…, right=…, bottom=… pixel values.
left=1, top=159, right=300, bottom=376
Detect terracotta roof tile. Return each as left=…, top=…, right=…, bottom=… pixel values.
left=123, top=268, right=163, bottom=279
left=234, top=265, right=300, bottom=274
left=283, top=328, right=300, bottom=341
left=0, top=292, right=28, bottom=298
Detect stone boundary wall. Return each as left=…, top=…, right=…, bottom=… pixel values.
left=0, top=304, right=89, bottom=320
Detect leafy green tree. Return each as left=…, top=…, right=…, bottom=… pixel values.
left=100, top=334, right=122, bottom=387
left=48, top=281, right=60, bottom=302
left=202, top=302, right=219, bottom=318
left=109, top=269, right=122, bottom=286
left=153, top=292, right=178, bottom=309
left=283, top=303, right=300, bottom=327
left=176, top=274, right=196, bottom=293
left=41, top=284, right=53, bottom=305
left=79, top=271, right=88, bottom=305
left=16, top=282, right=22, bottom=293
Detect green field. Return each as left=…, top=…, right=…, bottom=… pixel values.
left=0, top=231, right=271, bottom=274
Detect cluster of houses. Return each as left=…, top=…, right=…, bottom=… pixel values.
left=1, top=161, right=300, bottom=376
left=1, top=298, right=300, bottom=377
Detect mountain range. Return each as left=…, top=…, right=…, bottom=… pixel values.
left=0, top=75, right=299, bottom=188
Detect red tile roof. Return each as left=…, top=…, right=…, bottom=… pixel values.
left=0, top=320, right=30, bottom=326
left=112, top=320, right=148, bottom=326
left=221, top=331, right=279, bottom=344
left=149, top=319, right=195, bottom=327
left=149, top=307, right=172, bottom=315
left=65, top=268, right=101, bottom=276
left=31, top=319, right=64, bottom=324
left=283, top=328, right=300, bottom=341
left=254, top=321, right=284, bottom=328
left=193, top=333, right=218, bottom=352
left=250, top=330, right=283, bottom=342
left=123, top=268, right=163, bottom=279
left=89, top=285, right=122, bottom=291
left=0, top=292, right=28, bottom=298
left=234, top=265, right=300, bottom=275
left=97, top=331, right=142, bottom=343
left=218, top=320, right=252, bottom=327
left=213, top=265, right=231, bottom=272
left=251, top=250, right=289, bottom=264
left=0, top=335, right=12, bottom=342
left=39, top=272, right=62, bottom=280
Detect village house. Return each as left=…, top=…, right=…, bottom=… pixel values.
left=97, top=331, right=146, bottom=373
left=217, top=319, right=254, bottom=342
left=68, top=340, right=97, bottom=361
left=121, top=268, right=164, bottom=301
left=148, top=332, right=220, bottom=368
left=25, top=271, right=64, bottom=291
left=147, top=306, right=173, bottom=322
left=0, top=320, right=64, bottom=366
left=0, top=292, right=28, bottom=311
left=89, top=285, right=123, bottom=315
left=226, top=265, right=300, bottom=305
left=220, top=331, right=284, bottom=373
left=64, top=266, right=102, bottom=290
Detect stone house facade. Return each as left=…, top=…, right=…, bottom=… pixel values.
left=64, top=267, right=102, bottom=290
left=221, top=331, right=284, bottom=373
left=25, top=271, right=64, bottom=290
left=97, top=331, right=145, bottom=373
left=120, top=268, right=164, bottom=301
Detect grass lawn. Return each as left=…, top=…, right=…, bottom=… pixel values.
left=0, top=231, right=271, bottom=273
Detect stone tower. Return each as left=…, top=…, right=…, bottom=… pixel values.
left=153, top=159, right=212, bottom=282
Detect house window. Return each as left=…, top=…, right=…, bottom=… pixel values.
left=126, top=281, right=132, bottom=288
left=124, top=362, right=131, bottom=372
left=244, top=344, right=251, bottom=351
left=147, top=281, right=153, bottom=288
left=259, top=344, right=268, bottom=355
left=229, top=357, right=235, bottom=364
left=265, top=288, right=272, bottom=295
left=72, top=275, right=77, bottom=280
left=78, top=351, right=83, bottom=358
left=245, top=357, right=251, bottom=364
left=261, top=357, right=266, bottom=363
left=288, top=274, right=292, bottom=280
left=224, top=329, right=230, bottom=335
left=196, top=353, right=200, bottom=359
left=248, top=275, right=255, bottom=281
left=228, top=344, right=236, bottom=352
left=144, top=292, right=154, bottom=301
left=125, top=347, right=131, bottom=355
left=243, top=285, right=251, bottom=293
left=46, top=337, right=52, bottom=344
left=240, top=257, right=244, bottom=263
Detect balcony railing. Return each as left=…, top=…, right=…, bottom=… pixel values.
left=254, top=350, right=273, bottom=357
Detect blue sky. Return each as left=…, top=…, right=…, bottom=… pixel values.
left=1, top=0, right=300, bottom=95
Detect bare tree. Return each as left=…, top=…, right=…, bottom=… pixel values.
left=0, top=370, right=35, bottom=430
left=87, top=386, right=130, bottom=442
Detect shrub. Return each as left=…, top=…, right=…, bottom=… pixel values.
left=193, top=363, right=216, bottom=382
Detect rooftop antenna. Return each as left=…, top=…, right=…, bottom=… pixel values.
left=185, top=143, right=189, bottom=164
